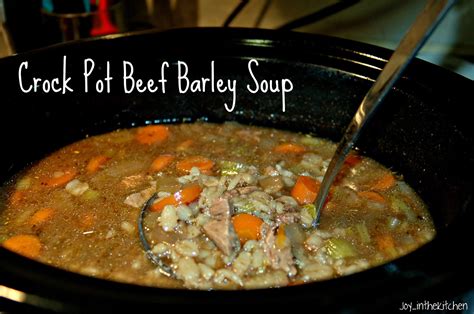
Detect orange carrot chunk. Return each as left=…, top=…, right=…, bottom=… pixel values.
left=358, top=191, right=385, bottom=203
left=43, top=168, right=77, bottom=187
left=151, top=195, right=176, bottom=212
left=29, top=208, right=54, bottom=226
left=151, top=184, right=202, bottom=212
left=377, top=234, right=395, bottom=250
left=372, top=173, right=396, bottom=191
left=3, top=234, right=42, bottom=259
left=86, top=155, right=110, bottom=173
left=232, top=213, right=264, bottom=244
left=274, top=143, right=306, bottom=154
left=150, top=155, right=175, bottom=172
left=174, top=184, right=202, bottom=204
left=376, top=234, right=397, bottom=257
left=135, top=125, right=169, bottom=145
left=176, top=156, right=214, bottom=174
left=291, top=176, right=320, bottom=205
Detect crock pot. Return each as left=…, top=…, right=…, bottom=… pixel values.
left=0, top=28, right=472, bottom=311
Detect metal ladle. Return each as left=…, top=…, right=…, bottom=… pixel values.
left=138, top=193, right=175, bottom=278
left=312, top=0, right=456, bottom=228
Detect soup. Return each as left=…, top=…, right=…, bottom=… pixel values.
left=0, top=122, right=435, bottom=289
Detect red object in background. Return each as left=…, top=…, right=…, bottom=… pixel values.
left=90, top=0, right=118, bottom=36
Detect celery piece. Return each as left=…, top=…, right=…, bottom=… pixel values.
left=325, top=238, right=357, bottom=259
left=300, top=135, right=322, bottom=147
left=355, top=222, right=371, bottom=244
left=81, top=189, right=100, bottom=201
left=233, top=199, right=272, bottom=222
left=16, top=177, right=31, bottom=190
left=300, top=204, right=318, bottom=227
left=288, top=165, right=305, bottom=176
left=391, top=197, right=416, bottom=221
left=219, top=161, right=244, bottom=176
left=234, top=199, right=256, bottom=214
left=302, top=204, right=317, bottom=219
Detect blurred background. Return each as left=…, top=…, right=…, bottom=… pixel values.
left=0, top=0, right=473, bottom=79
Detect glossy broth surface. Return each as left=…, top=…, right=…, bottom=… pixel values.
left=0, top=122, right=435, bottom=289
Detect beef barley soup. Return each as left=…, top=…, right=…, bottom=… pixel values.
left=0, top=122, right=435, bottom=289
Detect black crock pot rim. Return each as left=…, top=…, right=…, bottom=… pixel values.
left=0, top=28, right=472, bottom=310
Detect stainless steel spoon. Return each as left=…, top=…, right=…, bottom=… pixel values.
left=312, top=0, right=457, bottom=228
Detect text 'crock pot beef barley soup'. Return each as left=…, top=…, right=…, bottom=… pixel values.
left=0, top=122, right=435, bottom=289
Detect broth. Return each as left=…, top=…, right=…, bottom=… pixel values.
left=0, top=122, right=435, bottom=289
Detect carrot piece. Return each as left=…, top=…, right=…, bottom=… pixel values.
left=274, top=143, right=306, bottom=154
left=291, top=176, right=320, bottom=205
left=174, top=184, right=202, bottom=204
left=10, top=190, right=24, bottom=206
left=3, top=234, right=41, bottom=259
left=376, top=234, right=395, bottom=250
left=151, top=195, right=176, bottom=212
left=376, top=234, right=397, bottom=257
left=151, top=184, right=202, bottom=212
left=344, top=154, right=362, bottom=167
left=176, top=139, right=194, bottom=151
left=176, top=156, right=214, bottom=174
left=42, top=168, right=77, bottom=187
left=232, top=213, right=264, bottom=244
left=29, top=208, right=54, bottom=226
left=86, top=155, right=110, bottom=173
left=372, top=173, right=396, bottom=191
left=358, top=191, right=385, bottom=203
left=135, top=125, right=169, bottom=145
left=276, top=224, right=288, bottom=248
left=150, top=155, right=175, bottom=172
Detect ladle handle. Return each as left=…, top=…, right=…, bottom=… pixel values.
left=312, top=0, right=457, bottom=228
